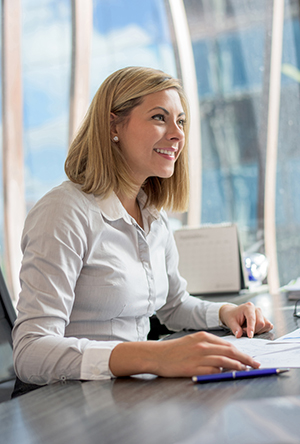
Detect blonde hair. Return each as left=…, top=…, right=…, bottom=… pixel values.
left=65, top=66, right=190, bottom=211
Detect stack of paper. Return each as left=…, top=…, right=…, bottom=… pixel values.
left=280, top=277, right=300, bottom=300
left=223, top=328, right=300, bottom=368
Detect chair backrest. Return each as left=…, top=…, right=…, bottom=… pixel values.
left=0, top=267, right=16, bottom=383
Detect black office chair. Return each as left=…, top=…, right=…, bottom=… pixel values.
left=0, top=267, right=17, bottom=402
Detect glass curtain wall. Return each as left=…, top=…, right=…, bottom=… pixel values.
left=22, top=0, right=72, bottom=210
left=183, top=0, right=300, bottom=286
left=21, top=0, right=178, bottom=206
left=0, top=0, right=3, bottom=273
left=277, top=1, right=300, bottom=285
left=0, top=0, right=178, bottom=298
left=90, top=0, right=177, bottom=97
left=1, top=0, right=300, bottom=296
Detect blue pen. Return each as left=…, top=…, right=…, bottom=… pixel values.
left=192, top=368, right=289, bottom=383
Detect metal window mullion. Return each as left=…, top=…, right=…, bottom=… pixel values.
left=264, top=0, right=285, bottom=293
left=2, top=0, right=25, bottom=301
left=69, top=0, right=93, bottom=145
left=168, top=0, right=202, bottom=226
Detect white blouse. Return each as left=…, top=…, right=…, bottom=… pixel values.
left=12, top=181, right=225, bottom=385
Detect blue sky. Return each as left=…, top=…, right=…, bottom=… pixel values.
left=18, top=0, right=176, bottom=206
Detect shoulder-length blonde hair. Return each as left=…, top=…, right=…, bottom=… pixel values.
left=65, top=66, right=190, bottom=212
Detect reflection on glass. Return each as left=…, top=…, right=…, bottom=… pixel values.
left=0, top=0, right=3, bottom=270
left=184, top=0, right=300, bottom=285
left=90, top=0, right=177, bottom=96
left=22, top=0, right=71, bottom=210
left=1, top=0, right=178, bottom=281
left=3, top=0, right=300, bottom=290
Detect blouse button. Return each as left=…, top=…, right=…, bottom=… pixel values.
left=92, top=367, right=101, bottom=376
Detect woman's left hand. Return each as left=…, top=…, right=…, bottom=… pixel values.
left=219, top=302, right=274, bottom=338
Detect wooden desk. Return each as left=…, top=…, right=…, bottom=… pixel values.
left=2, top=292, right=300, bottom=444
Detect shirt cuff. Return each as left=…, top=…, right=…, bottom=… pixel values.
left=206, top=302, right=236, bottom=329
left=80, top=341, right=122, bottom=380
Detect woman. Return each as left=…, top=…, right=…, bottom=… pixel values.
left=12, top=67, right=273, bottom=385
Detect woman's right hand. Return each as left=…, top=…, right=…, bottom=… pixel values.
left=152, top=331, right=260, bottom=377
left=109, top=331, right=260, bottom=378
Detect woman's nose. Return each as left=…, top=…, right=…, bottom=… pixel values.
left=166, top=121, right=185, bottom=141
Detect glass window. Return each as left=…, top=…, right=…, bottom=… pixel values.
left=90, top=0, right=177, bottom=96
left=0, top=0, right=179, bottom=282
left=7, top=0, right=300, bottom=289
left=0, top=0, right=3, bottom=271
left=276, top=1, right=300, bottom=284
left=184, top=0, right=300, bottom=285
left=22, top=0, right=71, bottom=211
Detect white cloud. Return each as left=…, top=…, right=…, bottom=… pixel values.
left=22, top=1, right=71, bottom=69
left=90, top=24, right=177, bottom=94
left=93, top=23, right=152, bottom=53
left=20, top=6, right=177, bottom=154
left=24, top=163, right=65, bottom=209
left=24, top=114, right=69, bottom=151
left=22, top=0, right=70, bottom=27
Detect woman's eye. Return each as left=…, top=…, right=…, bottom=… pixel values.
left=152, top=114, right=165, bottom=122
left=178, top=119, right=186, bottom=128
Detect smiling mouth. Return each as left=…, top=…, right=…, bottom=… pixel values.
left=154, top=148, right=176, bottom=157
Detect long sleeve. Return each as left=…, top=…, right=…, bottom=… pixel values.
left=13, top=181, right=229, bottom=385
left=13, top=184, right=121, bottom=385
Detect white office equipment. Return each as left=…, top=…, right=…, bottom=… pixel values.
left=280, top=277, right=300, bottom=300
left=174, top=223, right=248, bottom=295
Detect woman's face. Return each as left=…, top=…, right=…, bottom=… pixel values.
left=113, top=88, right=186, bottom=186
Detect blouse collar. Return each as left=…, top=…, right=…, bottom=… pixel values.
left=94, top=189, right=160, bottom=226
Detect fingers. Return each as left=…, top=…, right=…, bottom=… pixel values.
left=156, top=331, right=260, bottom=377
left=228, top=320, right=244, bottom=339
left=252, top=307, right=274, bottom=334
left=191, top=332, right=260, bottom=369
left=196, top=354, right=259, bottom=372
left=245, top=308, right=256, bottom=339
left=235, top=302, right=256, bottom=338
left=219, top=303, right=274, bottom=339
left=241, top=306, right=274, bottom=337
left=202, top=345, right=260, bottom=369
left=193, top=366, right=222, bottom=376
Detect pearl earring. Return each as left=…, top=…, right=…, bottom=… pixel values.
left=113, top=136, right=119, bottom=142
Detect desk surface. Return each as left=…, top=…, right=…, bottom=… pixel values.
left=2, top=292, right=300, bottom=444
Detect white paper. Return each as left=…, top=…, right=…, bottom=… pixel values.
left=255, top=346, right=300, bottom=368
left=271, top=328, right=300, bottom=344
left=280, top=277, right=300, bottom=292
left=222, top=334, right=300, bottom=368
left=223, top=336, right=272, bottom=356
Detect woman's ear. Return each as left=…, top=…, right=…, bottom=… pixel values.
left=110, top=113, right=118, bottom=140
